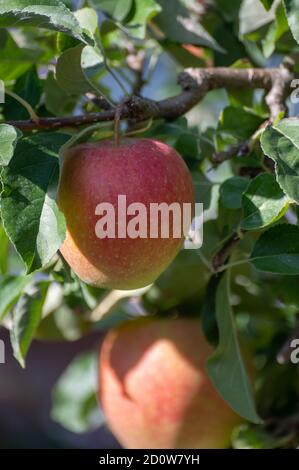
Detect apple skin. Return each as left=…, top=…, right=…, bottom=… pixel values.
left=99, top=317, right=242, bottom=449
left=58, top=139, right=194, bottom=290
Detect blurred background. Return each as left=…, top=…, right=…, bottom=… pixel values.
left=0, top=330, right=121, bottom=449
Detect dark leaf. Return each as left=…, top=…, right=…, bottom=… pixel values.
left=207, top=272, right=261, bottom=423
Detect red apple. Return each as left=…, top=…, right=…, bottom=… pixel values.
left=58, top=139, right=194, bottom=290
left=99, top=317, right=242, bottom=449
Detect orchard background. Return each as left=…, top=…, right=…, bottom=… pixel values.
left=1, top=0, right=299, bottom=449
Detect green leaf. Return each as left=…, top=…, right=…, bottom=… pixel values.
left=175, top=132, right=199, bottom=159
left=261, top=120, right=299, bottom=204
left=0, top=224, right=9, bottom=274
left=96, top=0, right=160, bottom=39
left=217, top=204, right=242, bottom=240
left=124, top=0, right=161, bottom=39
left=216, top=106, right=265, bottom=152
left=154, top=0, right=223, bottom=52
left=260, top=0, right=275, bottom=10
left=275, top=275, right=299, bottom=308
left=4, top=67, right=43, bottom=121
left=241, top=173, right=289, bottom=230
left=0, top=124, right=22, bottom=166
left=250, top=224, right=299, bottom=274
left=283, top=0, right=299, bottom=45
left=0, top=275, right=32, bottom=321
left=239, top=0, right=276, bottom=36
left=0, top=133, right=69, bottom=273
left=220, top=176, right=249, bottom=210
left=214, top=0, right=242, bottom=21
left=74, top=7, right=98, bottom=37
left=273, top=117, right=299, bottom=149
left=0, top=0, right=94, bottom=45
left=262, top=1, right=289, bottom=58
left=201, top=276, right=220, bottom=347
left=207, top=272, right=261, bottom=423
left=56, top=32, right=80, bottom=53
left=56, top=44, right=104, bottom=96
left=10, top=281, right=49, bottom=367
left=44, top=71, right=76, bottom=116
left=51, top=351, right=104, bottom=433
left=89, top=0, right=133, bottom=22
left=0, top=30, right=42, bottom=81
left=147, top=249, right=210, bottom=310
left=193, top=172, right=213, bottom=213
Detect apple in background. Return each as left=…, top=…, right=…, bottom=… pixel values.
left=58, top=139, right=194, bottom=290
left=99, top=317, right=242, bottom=449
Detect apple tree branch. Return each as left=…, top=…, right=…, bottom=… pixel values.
left=4, top=62, right=294, bottom=131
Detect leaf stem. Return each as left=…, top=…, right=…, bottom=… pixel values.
left=197, top=250, right=214, bottom=273
left=5, top=90, right=40, bottom=124
left=58, top=122, right=114, bottom=158
left=95, top=43, right=129, bottom=97
left=125, top=118, right=153, bottom=136
left=216, top=258, right=250, bottom=273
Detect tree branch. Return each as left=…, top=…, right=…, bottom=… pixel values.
left=85, top=92, right=113, bottom=110
left=212, top=232, right=242, bottom=272
left=5, top=65, right=294, bottom=131
left=212, top=141, right=250, bottom=164
left=265, top=58, right=294, bottom=121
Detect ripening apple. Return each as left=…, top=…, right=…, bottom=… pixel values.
left=58, top=139, right=194, bottom=290
left=99, top=317, right=242, bottom=449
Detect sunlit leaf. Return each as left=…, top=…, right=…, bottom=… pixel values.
left=207, top=272, right=261, bottom=423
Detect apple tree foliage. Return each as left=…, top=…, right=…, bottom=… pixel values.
left=0, top=0, right=299, bottom=448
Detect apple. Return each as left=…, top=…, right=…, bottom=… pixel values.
left=58, top=139, right=194, bottom=290
left=99, top=317, right=242, bottom=449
